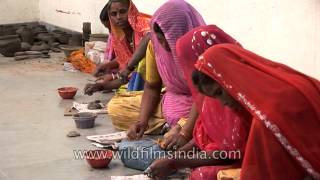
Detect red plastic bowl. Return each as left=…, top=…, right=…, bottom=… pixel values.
left=57, top=87, right=78, bottom=99
left=85, top=150, right=113, bottom=169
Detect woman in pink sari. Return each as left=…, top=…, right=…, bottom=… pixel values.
left=127, top=0, right=206, bottom=139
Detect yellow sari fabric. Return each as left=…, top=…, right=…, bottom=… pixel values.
left=107, top=41, right=165, bottom=134
left=145, top=41, right=161, bottom=84
left=107, top=91, right=165, bottom=134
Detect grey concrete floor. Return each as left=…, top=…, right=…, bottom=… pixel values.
left=0, top=53, right=141, bottom=180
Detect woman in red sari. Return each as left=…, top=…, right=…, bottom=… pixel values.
left=192, top=44, right=320, bottom=179
left=149, top=43, right=320, bottom=179
left=178, top=26, right=249, bottom=179
left=161, top=25, right=244, bottom=150
left=148, top=25, right=248, bottom=179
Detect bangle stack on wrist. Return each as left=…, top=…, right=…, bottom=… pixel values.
left=111, top=73, right=116, bottom=80
left=177, top=118, right=187, bottom=128
left=111, top=73, right=128, bottom=84
left=118, top=73, right=129, bottom=84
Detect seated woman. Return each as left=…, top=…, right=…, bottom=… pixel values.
left=126, top=0, right=206, bottom=139
left=84, top=0, right=151, bottom=94
left=148, top=44, right=320, bottom=180
left=160, top=25, right=242, bottom=151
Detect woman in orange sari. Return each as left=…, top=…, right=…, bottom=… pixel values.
left=85, top=0, right=165, bottom=133
left=85, top=0, right=151, bottom=94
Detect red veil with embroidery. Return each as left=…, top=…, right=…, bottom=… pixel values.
left=195, top=44, right=320, bottom=179
left=176, top=25, right=247, bottom=180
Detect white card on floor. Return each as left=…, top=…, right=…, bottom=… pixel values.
left=86, top=131, right=127, bottom=143
left=110, top=175, right=151, bottom=180
left=72, top=102, right=107, bottom=114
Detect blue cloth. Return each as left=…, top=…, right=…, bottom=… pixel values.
left=128, top=72, right=144, bottom=91
left=118, top=139, right=167, bottom=171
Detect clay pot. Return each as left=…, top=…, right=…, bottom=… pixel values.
left=36, top=33, right=49, bottom=41
left=82, top=22, right=91, bottom=33
left=82, top=22, right=91, bottom=43
left=21, top=42, right=32, bottom=51
left=59, top=34, right=71, bottom=44
left=30, top=42, right=49, bottom=51
left=85, top=150, right=113, bottom=169
left=15, top=51, right=43, bottom=56
left=25, top=24, right=38, bottom=30
left=14, top=50, right=50, bottom=60
left=30, top=45, right=42, bottom=52
left=33, top=41, right=42, bottom=46
left=0, top=25, right=16, bottom=36
left=15, top=25, right=28, bottom=34
left=59, top=45, right=82, bottom=57
left=58, top=87, right=78, bottom=99
left=15, top=54, right=42, bottom=61
left=51, top=29, right=72, bottom=44
left=50, top=42, right=60, bottom=48
left=52, top=29, right=64, bottom=34
left=52, top=32, right=70, bottom=44
left=52, top=30, right=65, bottom=38
left=37, top=33, right=55, bottom=45
left=33, top=25, right=47, bottom=34
left=18, top=27, right=34, bottom=44
left=69, top=33, right=83, bottom=46
left=73, top=112, right=97, bottom=129
left=51, top=42, right=61, bottom=53
left=51, top=47, right=61, bottom=53
left=0, top=35, right=22, bottom=57
left=41, top=43, right=50, bottom=50
left=30, top=42, right=50, bottom=51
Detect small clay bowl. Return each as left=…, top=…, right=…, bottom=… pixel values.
left=73, top=112, right=97, bottom=129
left=58, top=87, right=78, bottom=99
left=59, top=45, right=82, bottom=57
left=85, top=150, right=113, bottom=169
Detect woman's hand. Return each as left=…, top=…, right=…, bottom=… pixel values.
left=94, top=63, right=112, bottom=77
left=147, top=158, right=177, bottom=178
left=84, top=83, right=104, bottom=96
left=127, top=121, right=148, bottom=140
left=95, top=74, right=113, bottom=83
left=161, top=125, right=188, bottom=150
left=119, top=67, right=132, bottom=80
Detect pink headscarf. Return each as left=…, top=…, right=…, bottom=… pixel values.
left=150, top=0, right=206, bottom=126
